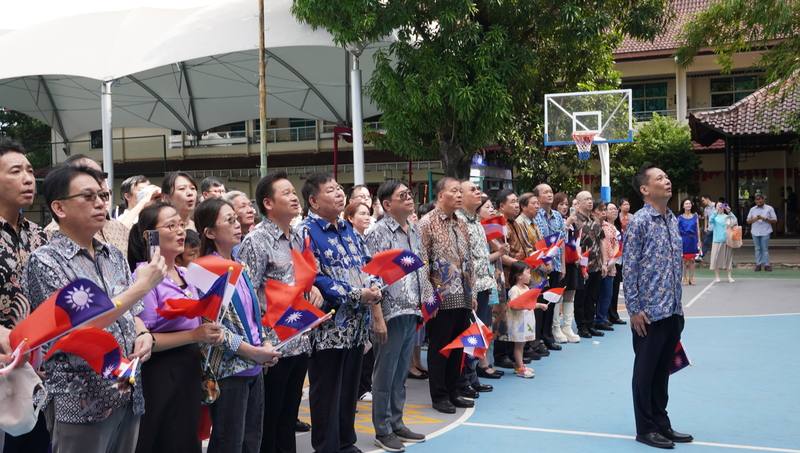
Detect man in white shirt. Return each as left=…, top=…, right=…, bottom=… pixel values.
left=746, top=194, right=778, bottom=272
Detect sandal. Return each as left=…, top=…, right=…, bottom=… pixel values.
left=515, top=367, right=535, bottom=379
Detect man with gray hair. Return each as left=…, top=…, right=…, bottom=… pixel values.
left=224, top=190, right=257, bottom=234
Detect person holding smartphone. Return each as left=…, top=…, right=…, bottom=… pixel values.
left=746, top=194, right=777, bottom=272
left=709, top=202, right=738, bottom=283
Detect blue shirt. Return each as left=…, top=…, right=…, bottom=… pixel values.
left=534, top=208, right=566, bottom=273
left=622, top=204, right=683, bottom=322
left=302, top=211, right=373, bottom=350
left=710, top=212, right=737, bottom=243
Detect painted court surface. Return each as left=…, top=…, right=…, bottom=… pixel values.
left=293, top=270, right=800, bottom=453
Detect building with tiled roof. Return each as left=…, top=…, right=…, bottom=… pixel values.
left=615, top=0, right=712, bottom=60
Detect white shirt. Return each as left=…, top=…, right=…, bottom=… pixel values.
left=747, top=204, right=777, bottom=236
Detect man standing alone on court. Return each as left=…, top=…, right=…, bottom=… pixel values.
left=746, top=194, right=777, bottom=272
left=623, top=164, right=693, bottom=449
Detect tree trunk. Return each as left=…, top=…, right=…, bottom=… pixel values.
left=439, top=139, right=470, bottom=179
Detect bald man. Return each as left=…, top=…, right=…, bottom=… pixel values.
left=573, top=191, right=605, bottom=338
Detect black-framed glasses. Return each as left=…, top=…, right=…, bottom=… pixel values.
left=395, top=190, right=415, bottom=200
left=58, top=190, right=111, bottom=203
left=156, top=221, right=187, bottom=232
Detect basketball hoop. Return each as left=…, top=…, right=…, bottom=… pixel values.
left=572, top=131, right=597, bottom=161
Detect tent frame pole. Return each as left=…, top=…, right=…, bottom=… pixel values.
left=350, top=51, right=365, bottom=185
left=101, top=80, right=114, bottom=212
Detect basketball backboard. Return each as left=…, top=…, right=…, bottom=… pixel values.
left=544, top=89, right=633, bottom=146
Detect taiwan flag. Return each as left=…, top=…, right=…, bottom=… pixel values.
left=579, top=250, right=590, bottom=278
left=608, top=243, right=623, bottom=265
left=439, top=322, right=489, bottom=359
left=535, top=233, right=562, bottom=251
left=44, top=327, right=122, bottom=376
left=110, top=357, right=140, bottom=385
left=480, top=215, right=507, bottom=241
left=263, top=279, right=325, bottom=339
left=158, top=271, right=228, bottom=320
left=542, top=287, right=565, bottom=304
left=524, top=250, right=545, bottom=268
left=565, top=230, right=581, bottom=264
left=362, top=249, right=424, bottom=285
left=185, top=256, right=244, bottom=316
left=669, top=340, right=691, bottom=374
left=10, top=279, right=116, bottom=352
left=508, top=288, right=541, bottom=310
left=295, top=236, right=318, bottom=292
left=420, top=291, right=442, bottom=326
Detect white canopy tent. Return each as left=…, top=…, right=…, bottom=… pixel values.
left=0, top=0, right=387, bottom=184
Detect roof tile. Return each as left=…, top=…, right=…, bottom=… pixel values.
left=615, top=0, right=712, bottom=57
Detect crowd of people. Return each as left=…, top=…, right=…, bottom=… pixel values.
left=0, top=134, right=770, bottom=453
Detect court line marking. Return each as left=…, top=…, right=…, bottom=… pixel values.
left=363, top=407, right=475, bottom=453
left=686, top=312, right=800, bottom=319
left=461, top=422, right=800, bottom=453
left=685, top=280, right=716, bottom=308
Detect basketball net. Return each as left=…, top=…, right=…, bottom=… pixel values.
left=572, top=131, right=597, bottom=161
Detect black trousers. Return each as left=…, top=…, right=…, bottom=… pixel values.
left=426, top=308, right=471, bottom=403
left=3, top=413, right=50, bottom=453
left=359, top=349, right=374, bottom=397
left=308, top=346, right=364, bottom=453
left=261, top=354, right=308, bottom=453
left=609, top=264, right=623, bottom=322
left=136, top=344, right=202, bottom=453
left=632, top=315, right=684, bottom=435
left=575, top=271, right=602, bottom=331
left=535, top=271, right=561, bottom=344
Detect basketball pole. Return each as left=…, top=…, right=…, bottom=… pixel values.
left=598, top=142, right=611, bottom=203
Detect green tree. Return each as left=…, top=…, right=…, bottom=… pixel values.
left=610, top=113, right=700, bottom=205
left=676, top=0, right=799, bottom=88
left=0, top=109, right=51, bottom=168
left=292, top=0, right=671, bottom=178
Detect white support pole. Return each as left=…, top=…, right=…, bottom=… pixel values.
left=598, top=142, right=611, bottom=203
left=350, top=52, right=365, bottom=185
left=675, top=59, right=688, bottom=122
left=101, top=80, right=114, bottom=211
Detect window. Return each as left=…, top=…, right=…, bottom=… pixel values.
left=622, top=82, right=668, bottom=120
left=90, top=130, right=103, bottom=149
left=710, top=75, right=762, bottom=107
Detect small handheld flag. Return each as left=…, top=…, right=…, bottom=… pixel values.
left=185, top=256, right=244, bottom=316
left=10, top=279, right=115, bottom=352
left=481, top=223, right=505, bottom=242
left=44, top=327, right=122, bottom=376
left=420, top=291, right=442, bottom=325
left=263, top=287, right=326, bottom=341
left=273, top=310, right=335, bottom=350
left=362, top=249, right=424, bottom=285
left=439, top=323, right=489, bottom=359
left=669, top=340, right=691, bottom=374
left=535, top=233, right=562, bottom=251
left=508, top=288, right=542, bottom=310
left=524, top=250, right=545, bottom=268
left=565, top=231, right=580, bottom=264
left=542, top=287, right=565, bottom=304
left=158, top=271, right=228, bottom=320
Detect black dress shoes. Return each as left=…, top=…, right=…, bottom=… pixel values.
left=432, top=400, right=456, bottom=414
left=636, top=432, right=675, bottom=449
left=459, top=387, right=480, bottom=399
left=660, top=428, right=693, bottom=443
left=450, top=396, right=474, bottom=408
left=472, top=383, right=493, bottom=392
left=295, top=419, right=311, bottom=432
left=595, top=323, right=614, bottom=331
left=611, top=318, right=627, bottom=325
left=545, top=342, right=562, bottom=351
left=477, top=367, right=503, bottom=379
left=494, top=357, right=516, bottom=369
left=578, top=329, right=592, bottom=338
left=535, top=343, right=550, bottom=356
left=588, top=328, right=605, bottom=337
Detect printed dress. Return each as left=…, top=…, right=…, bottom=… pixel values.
left=504, top=285, right=536, bottom=343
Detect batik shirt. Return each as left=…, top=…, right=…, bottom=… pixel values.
left=238, top=218, right=309, bottom=357
left=417, top=208, right=474, bottom=311
left=623, top=203, right=683, bottom=322
left=535, top=208, right=566, bottom=273
left=0, top=215, right=47, bottom=329
left=456, top=209, right=495, bottom=293
left=301, top=212, right=373, bottom=350
left=365, top=215, right=424, bottom=322
left=24, top=232, right=144, bottom=424
left=578, top=212, right=605, bottom=273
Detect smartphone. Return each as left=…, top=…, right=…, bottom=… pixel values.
left=569, top=206, right=576, bottom=216
left=144, top=230, right=160, bottom=261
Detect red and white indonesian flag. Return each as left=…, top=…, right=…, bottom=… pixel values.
left=542, top=287, right=564, bottom=304
left=185, top=256, right=243, bottom=316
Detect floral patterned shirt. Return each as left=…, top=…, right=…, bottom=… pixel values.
left=0, top=215, right=47, bottom=329
left=535, top=208, right=566, bottom=273
left=456, top=209, right=495, bottom=293
left=578, top=212, right=605, bottom=273
left=622, top=204, right=683, bottom=322
left=238, top=218, right=309, bottom=357
left=301, top=212, right=373, bottom=350
left=417, top=208, right=474, bottom=311
left=24, top=232, right=144, bottom=424
left=365, top=215, right=424, bottom=322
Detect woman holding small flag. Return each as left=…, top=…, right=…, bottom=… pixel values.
left=477, top=195, right=507, bottom=378
left=195, top=198, right=282, bottom=453
left=595, top=202, right=619, bottom=331
left=554, top=192, right=582, bottom=342
left=128, top=202, right=225, bottom=453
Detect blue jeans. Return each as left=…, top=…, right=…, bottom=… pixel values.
left=753, top=234, right=770, bottom=266
left=371, top=314, right=417, bottom=436
left=595, top=276, right=614, bottom=324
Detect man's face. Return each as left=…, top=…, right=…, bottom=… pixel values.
left=385, top=184, right=414, bottom=218
left=264, top=179, right=301, bottom=220
left=523, top=196, right=540, bottom=217
left=0, top=151, right=35, bottom=210
left=52, top=174, right=108, bottom=232
left=577, top=194, right=593, bottom=213
left=204, top=185, right=226, bottom=199
left=500, top=193, right=519, bottom=219
left=232, top=195, right=257, bottom=227
left=640, top=168, right=672, bottom=201
left=755, top=196, right=765, bottom=206
left=310, top=179, right=345, bottom=219
left=537, top=185, right=553, bottom=206
left=349, top=187, right=371, bottom=207
left=460, top=181, right=482, bottom=211
left=438, top=180, right=463, bottom=212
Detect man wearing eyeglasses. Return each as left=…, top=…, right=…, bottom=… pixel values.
left=43, top=154, right=131, bottom=257
left=24, top=165, right=166, bottom=453
left=0, top=138, right=49, bottom=453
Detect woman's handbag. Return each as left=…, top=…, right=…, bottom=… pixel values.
left=726, top=225, right=743, bottom=249
left=0, top=363, right=46, bottom=436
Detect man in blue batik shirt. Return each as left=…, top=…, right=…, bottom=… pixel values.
left=300, top=173, right=382, bottom=453
left=623, top=164, right=693, bottom=450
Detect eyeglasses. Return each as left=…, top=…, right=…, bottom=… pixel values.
left=395, top=190, right=415, bottom=200
left=157, top=221, right=187, bottom=232
left=59, top=190, right=111, bottom=203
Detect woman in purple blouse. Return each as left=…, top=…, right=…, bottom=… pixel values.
left=195, top=198, right=281, bottom=453
left=127, top=202, right=225, bottom=453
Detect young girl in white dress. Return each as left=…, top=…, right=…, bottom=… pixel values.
left=507, top=261, right=547, bottom=378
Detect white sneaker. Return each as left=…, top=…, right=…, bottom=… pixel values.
left=360, top=391, right=373, bottom=402
left=561, top=326, right=581, bottom=343
left=552, top=325, right=568, bottom=344
left=728, top=277, right=735, bottom=283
